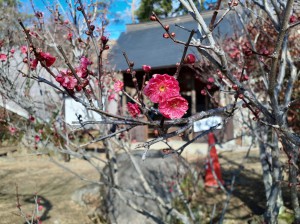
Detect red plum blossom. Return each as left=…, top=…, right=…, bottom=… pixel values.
left=159, top=96, right=188, bottom=119
left=39, top=52, right=56, bottom=67
left=20, top=45, right=27, bottom=54
left=0, top=53, right=7, bottom=62
left=127, top=102, right=141, bottom=118
left=114, top=80, right=124, bottom=92
left=55, top=70, right=78, bottom=90
left=142, top=65, right=151, bottom=72
left=143, top=74, right=180, bottom=103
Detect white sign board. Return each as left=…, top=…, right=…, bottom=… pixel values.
left=193, top=116, right=222, bottom=132
left=65, top=98, right=102, bottom=125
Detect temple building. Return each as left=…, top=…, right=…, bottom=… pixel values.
left=109, top=10, right=241, bottom=143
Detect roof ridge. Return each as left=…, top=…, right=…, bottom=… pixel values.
left=126, top=10, right=227, bottom=32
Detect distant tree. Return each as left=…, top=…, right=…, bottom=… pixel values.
left=135, top=0, right=207, bottom=22
left=0, top=0, right=32, bottom=47
left=0, top=0, right=20, bottom=7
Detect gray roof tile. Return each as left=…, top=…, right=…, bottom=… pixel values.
left=109, top=10, right=236, bottom=71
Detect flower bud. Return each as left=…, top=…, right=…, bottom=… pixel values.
left=244, top=49, right=253, bottom=56
left=150, top=16, right=156, bottom=21
left=243, top=75, right=249, bottom=81
left=82, top=79, right=89, bottom=87
left=101, top=36, right=108, bottom=44
left=163, top=33, right=169, bottom=39
left=184, top=54, right=196, bottom=64
left=208, top=77, right=215, bottom=83
left=75, top=85, right=83, bottom=92
left=263, top=49, right=270, bottom=56
left=200, top=89, right=207, bottom=95
left=290, top=15, right=297, bottom=23
left=232, top=84, right=238, bottom=91
left=142, top=65, right=151, bottom=72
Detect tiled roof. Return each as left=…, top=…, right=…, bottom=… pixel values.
left=109, top=10, right=237, bottom=71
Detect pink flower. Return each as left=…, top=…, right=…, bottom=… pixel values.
left=64, top=76, right=78, bottom=90
left=76, top=66, right=88, bottom=78
left=114, top=80, right=124, bottom=92
left=142, top=65, right=151, bottom=72
left=10, top=48, right=15, bottom=54
left=80, top=56, right=92, bottom=68
left=108, top=94, right=115, bottom=101
left=0, top=53, right=7, bottom=62
left=34, top=135, right=40, bottom=142
left=208, top=77, right=215, bottom=83
left=56, top=70, right=78, bottom=90
left=29, top=115, right=35, bottom=122
left=159, top=96, right=188, bottom=119
left=74, top=57, right=92, bottom=78
left=39, top=52, right=56, bottom=67
left=55, top=73, right=65, bottom=84
left=8, top=126, right=17, bottom=135
left=38, top=205, right=43, bottom=211
left=21, top=45, right=27, bottom=54
left=127, top=103, right=141, bottom=118
left=143, top=74, right=180, bottom=103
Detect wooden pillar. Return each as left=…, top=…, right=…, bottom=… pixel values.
left=191, top=89, right=196, bottom=114
left=191, top=74, right=196, bottom=115
left=122, top=86, right=127, bottom=115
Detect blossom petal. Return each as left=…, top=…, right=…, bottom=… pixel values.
left=159, top=96, right=188, bottom=119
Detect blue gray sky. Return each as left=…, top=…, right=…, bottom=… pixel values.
left=21, top=0, right=134, bottom=39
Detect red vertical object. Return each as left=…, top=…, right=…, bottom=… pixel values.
left=205, top=132, right=224, bottom=187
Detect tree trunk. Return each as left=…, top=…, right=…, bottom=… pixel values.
left=285, top=140, right=300, bottom=223
left=258, top=128, right=283, bottom=224
left=290, top=164, right=300, bottom=223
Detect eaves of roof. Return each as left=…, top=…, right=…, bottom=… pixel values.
left=109, top=10, right=238, bottom=71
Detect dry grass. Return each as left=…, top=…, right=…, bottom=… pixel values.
left=0, top=146, right=291, bottom=224
left=0, top=154, right=98, bottom=224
